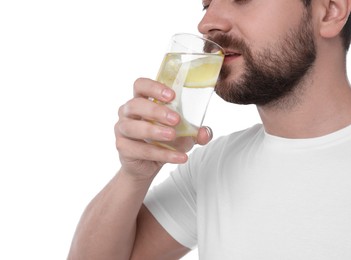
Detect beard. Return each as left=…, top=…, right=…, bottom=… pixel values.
left=209, top=11, right=316, bottom=107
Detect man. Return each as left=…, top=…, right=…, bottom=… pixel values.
left=68, top=0, right=351, bottom=259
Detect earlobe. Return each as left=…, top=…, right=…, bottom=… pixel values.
left=319, top=0, right=351, bottom=39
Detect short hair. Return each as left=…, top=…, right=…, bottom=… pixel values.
left=302, top=0, right=351, bottom=51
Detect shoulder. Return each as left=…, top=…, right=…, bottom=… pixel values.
left=193, top=124, right=263, bottom=159
left=186, top=124, right=264, bottom=170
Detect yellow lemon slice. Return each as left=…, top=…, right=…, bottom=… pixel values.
left=184, top=54, right=223, bottom=88
left=157, top=54, right=182, bottom=87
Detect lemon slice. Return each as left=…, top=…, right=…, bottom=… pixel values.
left=157, top=54, right=182, bottom=87
left=184, top=54, right=223, bottom=88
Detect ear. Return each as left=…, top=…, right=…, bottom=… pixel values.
left=319, top=0, right=351, bottom=39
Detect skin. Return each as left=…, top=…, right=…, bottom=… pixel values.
left=210, top=13, right=316, bottom=106
left=68, top=0, right=351, bottom=259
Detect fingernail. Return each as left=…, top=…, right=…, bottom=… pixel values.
left=204, top=126, right=213, bottom=139
left=162, top=88, right=173, bottom=100
left=166, top=112, right=179, bottom=124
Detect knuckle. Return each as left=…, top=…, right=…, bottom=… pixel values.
left=117, top=104, right=125, bottom=117
left=133, top=77, right=145, bottom=87
left=115, top=136, right=127, bottom=154
left=118, top=99, right=135, bottom=118
left=114, top=122, right=119, bottom=135
left=133, top=77, right=147, bottom=96
left=117, top=119, right=131, bottom=136
left=123, top=100, right=134, bottom=115
left=114, top=120, right=126, bottom=138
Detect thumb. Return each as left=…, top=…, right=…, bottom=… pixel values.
left=196, top=126, right=213, bottom=145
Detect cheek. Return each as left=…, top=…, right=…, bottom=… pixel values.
left=239, top=3, right=304, bottom=47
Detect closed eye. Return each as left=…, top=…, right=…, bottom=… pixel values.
left=202, top=0, right=211, bottom=11
left=234, top=0, right=251, bottom=4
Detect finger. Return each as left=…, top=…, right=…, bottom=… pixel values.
left=195, top=126, right=213, bottom=145
left=169, top=136, right=196, bottom=153
left=133, top=77, right=175, bottom=103
left=116, top=136, right=188, bottom=164
left=116, top=119, right=176, bottom=142
left=118, top=98, right=180, bottom=126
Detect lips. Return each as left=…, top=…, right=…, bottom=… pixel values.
left=224, top=50, right=241, bottom=57
left=223, top=50, right=242, bottom=63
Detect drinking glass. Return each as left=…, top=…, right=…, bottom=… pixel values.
left=149, top=33, right=224, bottom=150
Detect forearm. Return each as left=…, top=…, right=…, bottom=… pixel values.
left=68, top=169, right=154, bottom=260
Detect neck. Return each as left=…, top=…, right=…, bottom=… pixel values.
left=257, top=53, right=351, bottom=138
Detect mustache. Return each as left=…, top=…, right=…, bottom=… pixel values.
left=205, top=33, right=251, bottom=56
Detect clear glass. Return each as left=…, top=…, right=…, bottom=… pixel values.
left=150, top=33, right=224, bottom=150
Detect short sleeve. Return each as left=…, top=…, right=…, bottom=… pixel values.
left=144, top=161, right=198, bottom=249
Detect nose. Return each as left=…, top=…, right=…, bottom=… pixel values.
left=198, top=1, right=232, bottom=36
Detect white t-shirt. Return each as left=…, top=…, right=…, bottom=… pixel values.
left=144, top=124, right=351, bottom=259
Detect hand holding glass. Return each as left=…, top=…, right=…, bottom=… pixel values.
left=149, top=33, right=224, bottom=150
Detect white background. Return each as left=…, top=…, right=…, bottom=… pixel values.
left=0, top=1, right=349, bottom=259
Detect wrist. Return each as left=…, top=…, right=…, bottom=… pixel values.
left=116, top=168, right=156, bottom=187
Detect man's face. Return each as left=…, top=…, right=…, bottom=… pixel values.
left=199, top=0, right=316, bottom=106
